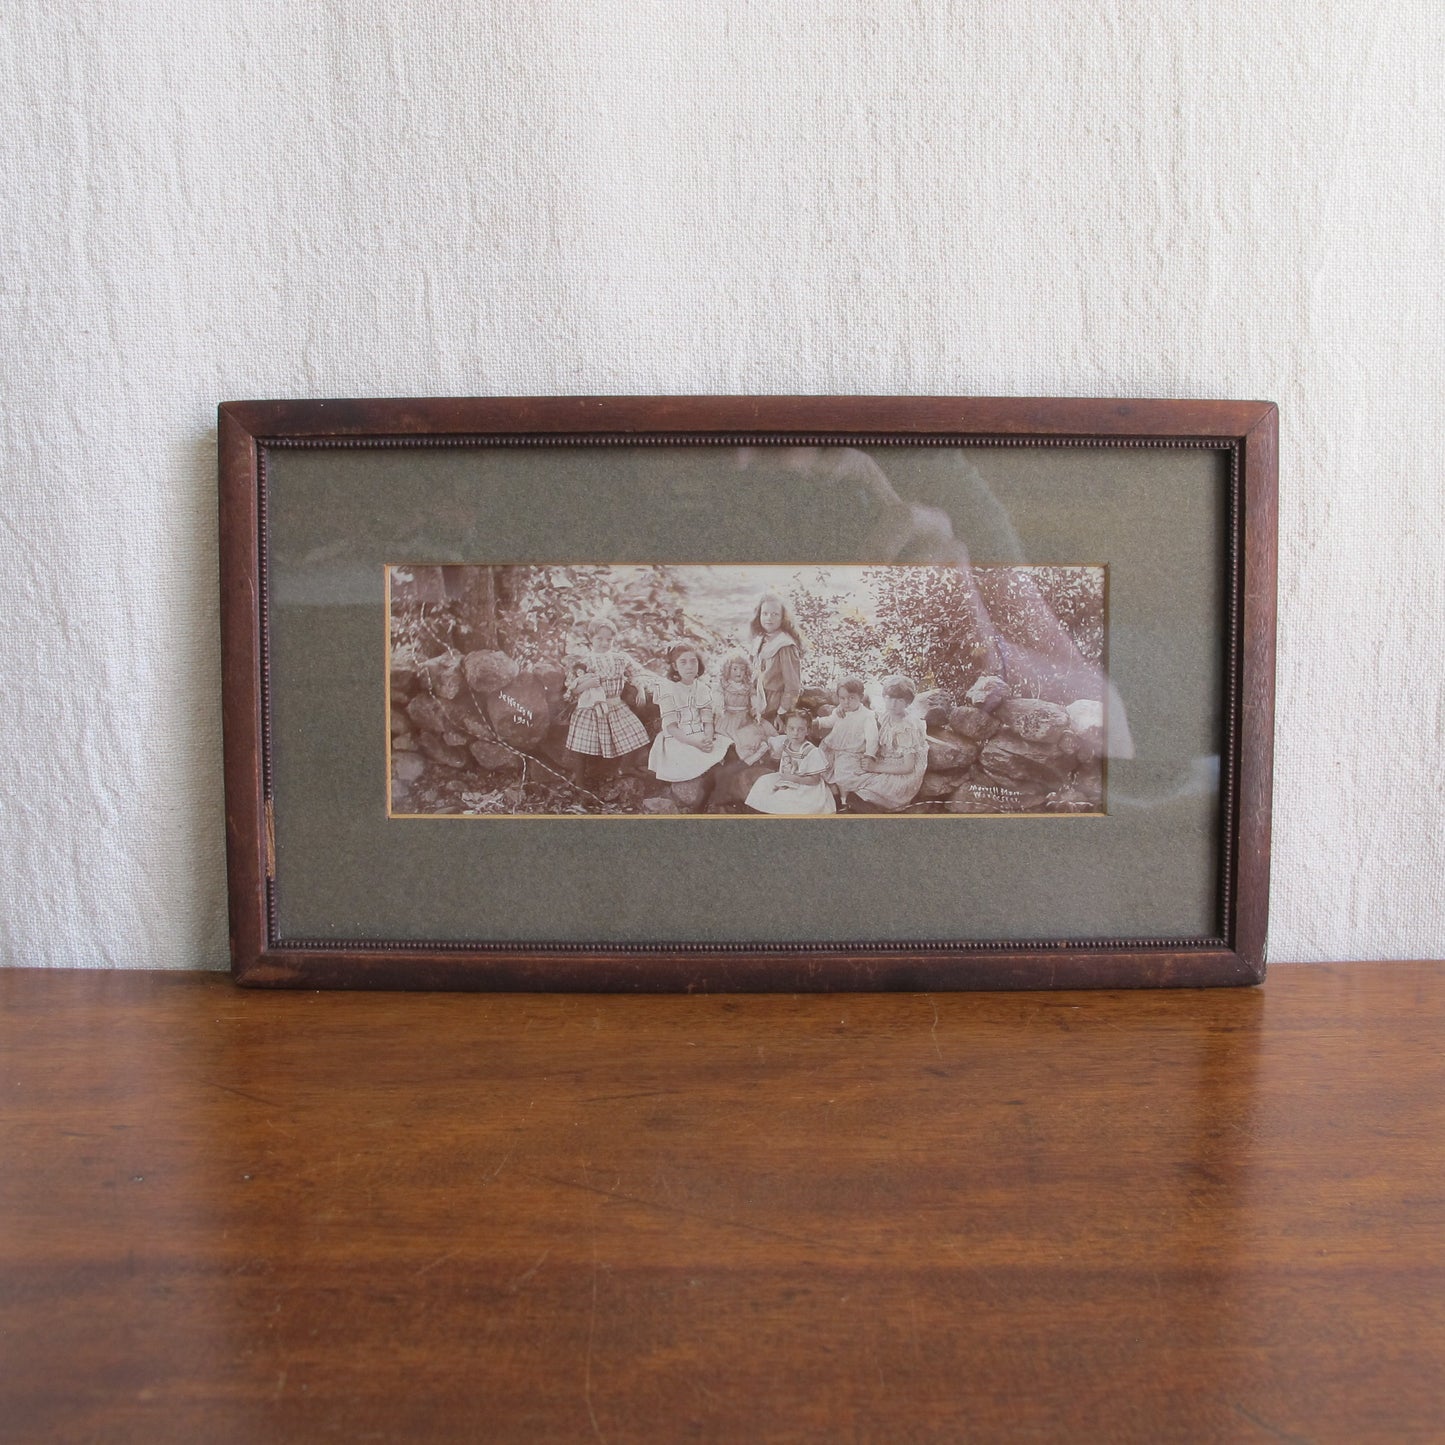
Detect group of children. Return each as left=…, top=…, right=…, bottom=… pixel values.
left=562, top=592, right=931, bottom=814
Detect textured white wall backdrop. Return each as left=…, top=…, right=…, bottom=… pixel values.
left=1, top=1, right=1441, bottom=967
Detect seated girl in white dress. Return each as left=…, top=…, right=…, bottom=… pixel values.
left=646, top=642, right=733, bottom=783
left=745, top=710, right=836, bottom=815
left=848, top=675, right=929, bottom=812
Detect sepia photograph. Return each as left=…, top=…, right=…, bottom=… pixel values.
left=388, top=562, right=1108, bottom=818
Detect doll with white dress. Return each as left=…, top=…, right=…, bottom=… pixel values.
left=715, top=649, right=775, bottom=745
left=567, top=658, right=608, bottom=713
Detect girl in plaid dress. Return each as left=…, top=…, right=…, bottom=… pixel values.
left=564, top=620, right=652, bottom=781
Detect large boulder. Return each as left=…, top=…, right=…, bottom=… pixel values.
left=947, top=704, right=1000, bottom=742
left=916, top=769, right=969, bottom=802
left=392, top=752, right=426, bottom=785
left=483, top=670, right=552, bottom=750
left=389, top=663, right=421, bottom=700
left=532, top=661, right=567, bottom=713
left=909, top=688, right=954, bottom=721
left=1066, top=698, right=1104, bottom=732
left=406, top=692, right=494, bottom=740
left=415, top=733, right=471, bottom=769
left=670, top=778, right=710, bottom=811
left=965, top=674, right=1009, bottom=713
left=978, top=732, right=1074, bottom=791
left=469, top=738, right=515, bottom=772
left=418, top=651, right=465, bottom=700
left=926, top=729, right=979, bottom=771
left=706, top=758, right=777, bottom=812
left=996, top=698, right=1071, bottom=744
left=463, top=649, right=520, bottom=696
left=405, top=693, right=455, bottom=735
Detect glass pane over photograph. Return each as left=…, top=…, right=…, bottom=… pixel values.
left=266, top=441, right=1226, bottom=946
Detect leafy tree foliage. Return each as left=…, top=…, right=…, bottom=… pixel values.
left=391, top=561, right=1106, bottom=707
left=790, top=564, right=1104, bottom=700
left=785, top=567, right=885, bottom=687
left=390, top=564, right=700, bottom=672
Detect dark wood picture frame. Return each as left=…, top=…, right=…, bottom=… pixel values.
left=219, top=396, right=1277, bottom=991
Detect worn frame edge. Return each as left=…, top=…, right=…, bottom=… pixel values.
left=218, top=404, right=268, bottom=975
left=1231, top=404, right=1279, bottom=979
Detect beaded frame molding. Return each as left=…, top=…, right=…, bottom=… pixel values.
left=219, top=396, right=1277, bottom=990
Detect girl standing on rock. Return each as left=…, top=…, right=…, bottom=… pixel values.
left=564, top=618, right=652, bottom=785
left=848, top=675, right=929, bottom=813
left=748, top=591, right=804, bottom=726
left=647, top=643, right=733, bottom=783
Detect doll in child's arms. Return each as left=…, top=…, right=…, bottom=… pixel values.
left=567, top=658, right=608, bottom=712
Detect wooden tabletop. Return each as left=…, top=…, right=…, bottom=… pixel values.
left=2, top=964, right=1441, bottom=1444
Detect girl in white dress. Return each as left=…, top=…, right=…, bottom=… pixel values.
left=849, top=675, right=929, bottom=812
left=646, top=643, right=733, bottom=783
left=745, top=710, right=836, bottom=815
left=818, top=677, right=879, bottom=806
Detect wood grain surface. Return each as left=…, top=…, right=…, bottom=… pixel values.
left=3, top=962, right=1440, bottom=1444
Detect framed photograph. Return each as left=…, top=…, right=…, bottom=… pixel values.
left=219, top=396, right=1276, bottom=990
